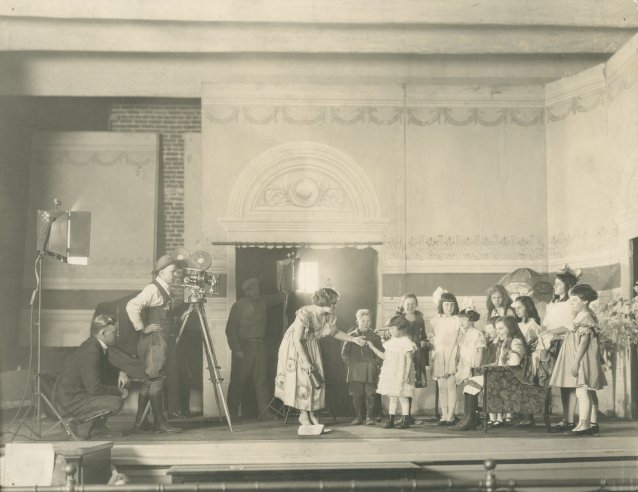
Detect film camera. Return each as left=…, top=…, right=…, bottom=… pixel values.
left=173, top=248, right=221, bottom=303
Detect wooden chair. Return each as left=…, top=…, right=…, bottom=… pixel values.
left=482, top=366, right=550, bottom=433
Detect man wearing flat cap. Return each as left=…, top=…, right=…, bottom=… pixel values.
left=126, top=254, right=182, bottom=433
left=225, top=278, right=286, bottom=419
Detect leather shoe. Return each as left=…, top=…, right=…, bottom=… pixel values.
left=551, top=420, right=574, bottom=433
left=88, top=422, right=122, bottom=439
left=570, top=426, right=598, bottom=437
left=154, top=422, right=182, bottom=433
left=64, top=418, right=81, bottom=440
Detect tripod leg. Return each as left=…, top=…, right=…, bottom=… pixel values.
left=174, top=304, right=194, bottom=349
left=196, top=304, right=234, bottom=431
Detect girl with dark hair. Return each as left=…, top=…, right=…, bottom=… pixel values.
left=544, top=266, right=581, bottom=432
left=367, top=315, right=416, bottom=429
left=430, top=288, right=461, bottom=425
left=552, top=284, right=606, bottom=436
left=275, top=287, right=366, bottom=433
left=512, top=295, right=542, bottom=346
left=486, top=284, right=515, bottom=318
left=457, top=316, right=529, bottom=430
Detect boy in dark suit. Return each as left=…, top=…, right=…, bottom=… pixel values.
left=55, top=315, right=129, bottom=439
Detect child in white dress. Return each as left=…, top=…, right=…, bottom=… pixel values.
left=430, top=288, right=461, bottom=425
left=455, top=306, right=486, bottom=384
left=367, top=315, right=415, bottom=429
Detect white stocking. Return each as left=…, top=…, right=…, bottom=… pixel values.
left=575, top=386, right=592, bottom=430
left=388, top=397, right=398, bottom=416
left=399, top=397, right=410, bottom=416
left=438, top=379, right=448, bottom=420
left=447, top=377, right=458, bottom=420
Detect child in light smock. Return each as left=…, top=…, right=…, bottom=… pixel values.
left=455, top=304, right=486, bottom=385
left=430, top=288, right=461, bottom=425
left=367, top=315, right=415, bottom=429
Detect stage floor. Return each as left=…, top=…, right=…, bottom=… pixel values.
left=4, top=414, right=638, bottom=486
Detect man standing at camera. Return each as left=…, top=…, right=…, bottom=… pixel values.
left=126, top=254, right=182, bottom=433
left=55, top=314, right=129, bottom=439
left=225, top=278, right=285, bottom=420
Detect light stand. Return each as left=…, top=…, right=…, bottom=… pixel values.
left=11, top=199, right=90, bottom=440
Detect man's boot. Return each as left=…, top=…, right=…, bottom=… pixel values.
left=396, top=415, right=410, bottom=429
left=365, top=395, right=376, bottom=425
left=351, top=396, right=364, bottom=425
left=406, top=397, right=415, bottom=425
left=88, top=416, right=119, bottom=439
left=456, top=394, right=479, bottom=431
left=150, top=394, right=182, bottom=433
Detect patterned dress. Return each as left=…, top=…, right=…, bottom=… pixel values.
left=274, top=305, right=337, bottom=411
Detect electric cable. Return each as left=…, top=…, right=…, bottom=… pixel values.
left=6, top=254, right=42, bottom=440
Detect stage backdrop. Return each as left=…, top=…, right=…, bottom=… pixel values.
left=21, top=131, right=159, bottom=346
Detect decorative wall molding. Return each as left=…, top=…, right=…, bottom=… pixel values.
left=383, top=259, right=548, bottom=274
left=19, top=309, right=93, bottom=347
left=205, top=106, right=547, bottom=127
left=383, top=234, right=546, bottom=262
left=224, top=141, right=382, bottom=220
left=548, top=225, right=620, bottom=260
left=545, top=46, right=637, bottom=121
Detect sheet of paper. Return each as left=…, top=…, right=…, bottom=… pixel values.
left=2, top=443, right=55, bottom=486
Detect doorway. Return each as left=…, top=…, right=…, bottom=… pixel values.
left=234, top=246, right=378, bottom=417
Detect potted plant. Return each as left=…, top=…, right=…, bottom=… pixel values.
left=591, top=282, right=638, bottom=417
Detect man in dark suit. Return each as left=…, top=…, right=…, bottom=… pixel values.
left=55, top=314, right=129, bottom=439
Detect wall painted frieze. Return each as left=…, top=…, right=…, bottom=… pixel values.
left=205, top=105, right=547, bottom=127
left=548, top=225, right=620, bottom=259
left=383, top=234, right=547, bottom=261
left=204, top=69, right=635, bottom=128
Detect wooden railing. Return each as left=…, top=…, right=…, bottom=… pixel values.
left=4, top=460, right=637, bottom=491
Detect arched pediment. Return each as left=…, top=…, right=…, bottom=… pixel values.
left=219, top=142, right=388, bottom=242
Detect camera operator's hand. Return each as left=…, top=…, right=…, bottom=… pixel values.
left=118, top=371, right=129, bottom=390
left=142, top=323, right=162, bottom=335
left=234, top=350, right=245, bottom=360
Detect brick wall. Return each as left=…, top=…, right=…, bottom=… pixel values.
left=109, top=99, right=201, bottom=254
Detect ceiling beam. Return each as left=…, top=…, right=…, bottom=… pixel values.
left=0, top=18, right=634, bottom=55
left=3, top=0, right=638, bottom=28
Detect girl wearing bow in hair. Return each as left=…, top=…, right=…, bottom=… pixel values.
left=392, top=293, right=429, bottom=425
left=544, top=265, right=580, bottom=432
left=430, top=288, right=461, bottom=425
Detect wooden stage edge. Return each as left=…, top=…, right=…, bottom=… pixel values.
left=111, top=434, right=638, bottom=467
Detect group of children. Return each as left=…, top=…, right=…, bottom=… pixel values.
left=340, top=272, right=607, bottom=437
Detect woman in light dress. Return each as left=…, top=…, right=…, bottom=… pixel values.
left=275, top=287, right=366, bottom=431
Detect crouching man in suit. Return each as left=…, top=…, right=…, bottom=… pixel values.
left=55, top=314, right=129, bottom=439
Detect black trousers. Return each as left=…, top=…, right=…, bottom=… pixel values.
left=227, top=340, right=270, bottom=417
left=60, top=394, right=124, bottom=421
left=167, top=340, right=192, bottom=414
